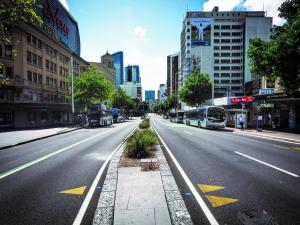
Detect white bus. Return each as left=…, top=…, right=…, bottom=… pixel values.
left=184, top=106, right=226, bottom=128
left=169, top=110, right=184, bottom=123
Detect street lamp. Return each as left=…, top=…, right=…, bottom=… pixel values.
left=69, top=56, right=90, bottom=125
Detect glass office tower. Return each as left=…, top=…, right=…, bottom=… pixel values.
left=125, top=65, right=140, bottom=83
left=113, top=51, right=124, bottom=87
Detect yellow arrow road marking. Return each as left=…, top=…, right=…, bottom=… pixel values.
left=206, top=195, right=238, bottom=208
left=60, top=186, right=87, bottom=195
left=198, top=184, right=224, bottom=193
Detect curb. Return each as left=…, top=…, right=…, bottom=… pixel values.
left=233, top=130, right=300, bottom=144
left=0, top=127, right=82, bottom=150
left=156, top=144, right=194, bottom=225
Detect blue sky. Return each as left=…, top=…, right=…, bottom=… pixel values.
left=60, top=0, right=284, bottom=97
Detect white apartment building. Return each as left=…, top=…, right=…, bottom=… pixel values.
left=120, top=82, right=142, bottom=100
left=180, top=6, right=272, bottom=98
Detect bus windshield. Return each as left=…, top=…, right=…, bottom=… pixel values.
left=207, top=107, right=226, bottom=123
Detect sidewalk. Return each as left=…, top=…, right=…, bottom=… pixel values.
left=0, top=127, right=81, bottom=149
left=93, top=144, right=194, bottom=225
left=225, top=127, right=300, bottom=143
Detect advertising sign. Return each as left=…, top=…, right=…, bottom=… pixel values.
left=231, top=96, right=253, bottom=103
left=191, top=18, right=212, bottom=47
left=259, top=88, right=276, bottom=95
left=39, top=0, right=81, bottom=55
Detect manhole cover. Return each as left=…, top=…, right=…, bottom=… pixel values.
left=238, top=210, right=280, bottom=225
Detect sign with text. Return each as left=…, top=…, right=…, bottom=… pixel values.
left=231, top=96, right=253, bottom=103
left=191, top=18, right=212, bottom=47
left=259, top=88, right=276, bottom=95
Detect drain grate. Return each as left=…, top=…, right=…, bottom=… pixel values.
left=238, top=210, right=280, bottom=225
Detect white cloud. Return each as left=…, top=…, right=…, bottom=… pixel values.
left=133, top=26, right=147, bottom=38
left=203, top=0, right=243, bottom=11
left=59, top=0, right=69, bottom=11
left=203, top=0, right=285, bottom=25
left=240, top=0, right=285, bottom=25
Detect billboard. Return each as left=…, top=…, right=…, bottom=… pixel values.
left=39, top=0, right=81, bottom=55
left=191, top=18, right=212, bottom=47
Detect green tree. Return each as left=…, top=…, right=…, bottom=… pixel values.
left=247, top=0, right=300, bottom=93
left=179, top=69, right=212, bottom=106
left=111, top=87, right=134, bottom=113
left=72, top=65, right=113, bottom=111
left=0, top=0, right=42, bottom=44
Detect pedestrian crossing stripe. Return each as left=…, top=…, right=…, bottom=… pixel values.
left=198, top=184, right=224, bottom=193
left=206, top=195, right=239, bottom=208
left=59, top=186, right=87, bottom=195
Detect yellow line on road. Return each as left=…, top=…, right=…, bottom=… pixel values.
left=272, top=144, right=290, bottom=150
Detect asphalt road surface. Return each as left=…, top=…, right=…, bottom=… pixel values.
left=152, top=114, right=300, bottom=225
left=0, top=119, right=138, bottom=225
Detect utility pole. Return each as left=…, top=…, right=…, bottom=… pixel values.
left=70, top=56, right=74, bottom=124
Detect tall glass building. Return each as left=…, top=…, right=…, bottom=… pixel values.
left=125, top=65, right=140, bottom=83
left=112, top=51, right=124, bottom=87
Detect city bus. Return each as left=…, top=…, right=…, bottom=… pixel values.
left=169, top=109, right=184, bottom=123
left=87, top=104, right=113, bottom=127
left=184, top=106, right=226, bottom=128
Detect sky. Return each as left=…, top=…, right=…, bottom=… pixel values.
left=59, top=0, right=285, bottom=98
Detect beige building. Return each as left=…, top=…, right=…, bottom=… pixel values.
left=0, top=0, right=88, bottom=128
left=89, top=52, right=115, bottom=84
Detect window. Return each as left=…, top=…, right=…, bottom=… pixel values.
left=214, top=25, right=220, bottom=29
left=59, top=66, right=62, bottom=75
left=54, top=79, right=57, bottom=88
left=214, top=53, right=219, bottom=57
left=221, top=46, right=230, bottom=50
left=221, top=80, right=230, bottom=84
left=214, top=59, right=219, bottom=63
left=221, top=66, right=230, bottom=70
left=187, top=28, right=190, bottom=32
left=187, top=21, right=190, bottom=25
left=232, top=46, right=241, bottom=50
left=5, top=45, right=12, bottom=57
left=27, top=51, right=31, bottom=63
left=38, top=74, right=42, bottom=84
left=221, top=32, right=230, bottom=36
left=214, top=46, right=219, bottom=50
left=232, top=25, right=241, bottom=29
left=187, top=36, right=190, bottom=39
left=221, top=59, right=230, bottom=63
left=221, top=25, right=230, bottom=29
left=214, top=73, right=219, bottom=77
left=32, top=36, right=37, bottom=46
left=214, top=80, right=219, bottom=84
left=221, top=39, right=230, bottom=43
left=33, top=72, right=37, bottom=83
left=38, top=40, right=42, bottom=49
left=232, top=39, right=241, bottom=43
left=38, top=56, right=42, bottom=67
left=214, top=32, right=220, bottom=36
left=32, top=54, right=37, bottom=65
left=231, top=66, right=241, bottom=70
left=28, top=112, right=37, bottom=124
left=214, top=66, right=219, bottom=70
left=60, top=80, right=63, bottom=88
left=232, top=52, right=241, bottom=57
left=5, top=67, right=12, bottom=77
left=26, top=33, right=31, bottom=43
left=46, top=76, right=50, bottom=86
left=214, top=39, right=220, bottom=43
left=232, top=80, right=241, bottom=84
left=27, top=71, right=32, bottom=82
left=231, top=73, right=241, bottom=77
left=221, top=73, right=230, bottom=77
left=221, top=53, right=230, bottom=57
left=231, top=59, right=241, bottom=63
left=46, top=60, right=49, bottom=70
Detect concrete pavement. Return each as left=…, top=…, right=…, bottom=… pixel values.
left=0, top=126, right=81, bottom=149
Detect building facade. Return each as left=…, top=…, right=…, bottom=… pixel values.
left=120, top=82, right=142, bottom=100
left=167, top=53, right=179, bottom=96
left=112, top=51, right=124, bottom=87
left=145, top=90, right=155, bottom=102
left=89, top=52, right=115, bottom=84
left=180, top=7, right=272, bottom=98
left=0, top=0, right=88, bottom=128
left=125, top=65, right=140, bottom=83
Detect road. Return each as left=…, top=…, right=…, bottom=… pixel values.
left=151, top=114, right=300, bottom=225
left=0, top=119, right=138, bottom=225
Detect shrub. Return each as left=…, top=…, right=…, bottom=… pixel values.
left=139, top=119, right=150, bottom=129
left=124, top=129, right=158, bottom=158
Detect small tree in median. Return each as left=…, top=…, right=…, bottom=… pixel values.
left=179, top=69, right=212, bottom=107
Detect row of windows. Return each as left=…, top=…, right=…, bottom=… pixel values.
left=26, top=33, right=42, bottom=49
left=27, top=32, right=70, bottom=64
left=214, top=52, right=243, bottom=57
left=214, top=73, right=242, bottom=77
left=0, top=44, right=13, bottom=58
left=27, top=71, right=42, bottom=84
left=46, top=60, right=57, bottom=73
left=214, top=39, right=242, bottom=43
left=27, top=51, right=43, bottom=67
left=214, top=59, right=242, bottom=63
left=214, top=45, right=242, bottom=50
left=214, top=25, right=242, bottom=29
left=214, top=79, right=242, bottom=84
left=214, top=32, right=243, bottom=37
left=214, top=66, right=242, bottom=70
left=26, top=92, right=67, bottom=104
left=59, top=66, right=69, bottom=77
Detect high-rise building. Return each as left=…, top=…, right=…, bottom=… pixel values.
left=0, top=0, right=88, bottom=128
left=120, top=82, right=142, bottom=100
left=112, top=51, right=124, bottom=87
left=180, top=7, right=272, bottom=98
left=167, top=53, right=179, bottom=96
left=145, top=90, right=155, bottom=102
left=125, top=65, right=140, bottom=83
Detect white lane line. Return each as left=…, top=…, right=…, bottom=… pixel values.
left=152, top=123, right=220, bottom=225
left=233, top=131, right=300, bottom=145
left=235, top=151, right=299, bottom=178
left=72, top=126, right=137, bottom=225
left=184, top=131, right=193, bottom=135
left=0, top=129, right=113, bottom=180
left=272, top=144, right=290, bottom=150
